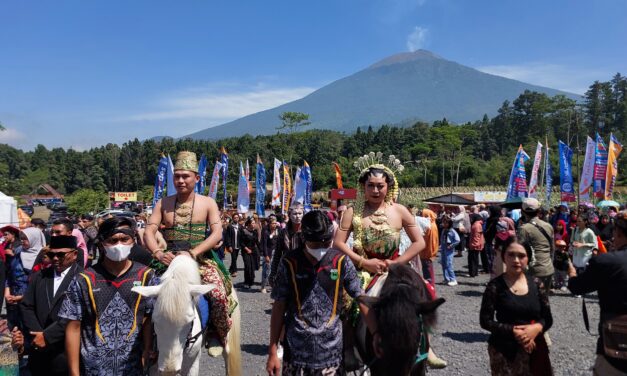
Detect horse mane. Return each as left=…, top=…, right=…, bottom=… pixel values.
left=373, top=264, right=437, bottom=376
left=155, top=256, right=201, bottom=325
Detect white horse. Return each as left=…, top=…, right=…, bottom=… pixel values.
left=133, top=255, right=241, bottom=376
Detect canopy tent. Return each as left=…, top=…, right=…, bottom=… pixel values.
left=423, top=193, right=477, bottom=206
left=0, top=191, right=18, bottom=227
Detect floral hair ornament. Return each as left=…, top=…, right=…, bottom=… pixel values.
left=353, top=152, right=404, bottom=204
left=351, top=152, right=404, bottom=255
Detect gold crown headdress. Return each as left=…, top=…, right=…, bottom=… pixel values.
left=353, top=152, right=405, bottom=176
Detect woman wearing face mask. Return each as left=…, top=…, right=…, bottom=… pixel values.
left=60, top=217, right=156, bottom=376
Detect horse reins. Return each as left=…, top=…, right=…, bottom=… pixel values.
left=184, top=302, right=204, bottom=350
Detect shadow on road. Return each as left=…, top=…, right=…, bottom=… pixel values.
left=456, top=290, right=483, bottom=297
left=242, top=343, right=268, bottom=355
left=442, top=331, right=489, bottom=343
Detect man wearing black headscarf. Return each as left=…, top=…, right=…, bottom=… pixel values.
left=21, top=235, right=82, bottom=375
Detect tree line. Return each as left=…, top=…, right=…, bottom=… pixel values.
left=1, top=74, right=626, bottom=203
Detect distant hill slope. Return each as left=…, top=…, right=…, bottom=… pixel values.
left=183, top=50, right=580, bottom=140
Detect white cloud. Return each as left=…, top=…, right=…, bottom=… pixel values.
left=407, top=26, right=429, bottom=52
left=123, top=84, right=316, bottom=122
left=0, top=128, right=26, bottom=143
left=476, top=63, right=608, bottom=95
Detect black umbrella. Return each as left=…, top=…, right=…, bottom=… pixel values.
left=500, top=197, right=524, bottom=209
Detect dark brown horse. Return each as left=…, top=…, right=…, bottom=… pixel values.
left=352, top=264, right=445, bottom=376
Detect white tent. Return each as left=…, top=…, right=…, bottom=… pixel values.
left=0, top=191, right=18, bottom=227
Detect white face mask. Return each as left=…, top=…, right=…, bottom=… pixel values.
left=104, top=244, right=132, bottom=262
left=305, top=246, right=329, bottom=261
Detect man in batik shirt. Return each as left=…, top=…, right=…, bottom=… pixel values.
left=61, top=218, right=155, bottom=376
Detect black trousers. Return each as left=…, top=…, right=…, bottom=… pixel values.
left=229, top=248, right=241, bottom=274
left=468, top=249, right=480, bottom=277
left=242, top=251, right=256, bottom=286
left=480, top=250, right=490, bottom=273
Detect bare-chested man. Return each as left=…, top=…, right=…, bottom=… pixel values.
left=144, top=151, right=233, bottom=355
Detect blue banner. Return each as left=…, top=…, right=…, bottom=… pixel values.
left=195, top=155, right=208, bottom=194
left=302, top=161, right=313, bottom=212
left=558, top=140, right=576, bottom=202
left=220, top=147, right=229, bottom=210
left=593, top=133, right=608, bottom=198
left=506, top=145, right=530, bottom=199
left=545, top=146, right=552, bottom=204
left=255, top=159, right=266, bottom=216
left=166, top=154, right=176, bottom=196
left=152, top=156, right=169, bottom=206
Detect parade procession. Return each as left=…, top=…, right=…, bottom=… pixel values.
left=1, top=2, right=627, bottom=375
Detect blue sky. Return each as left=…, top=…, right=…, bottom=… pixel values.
left=1, top=0, right=626, bottom=150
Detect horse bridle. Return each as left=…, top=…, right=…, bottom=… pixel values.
left=184, top=301, right=204, bottom=350
left=358, top=314, right=429, bottom=376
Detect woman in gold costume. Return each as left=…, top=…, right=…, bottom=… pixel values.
left=333, top=153, right=447, bottom=369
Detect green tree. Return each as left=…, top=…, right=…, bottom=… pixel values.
left=276, top=112, right=311, bottom=133
left=66, top=189, right=109, bottom=215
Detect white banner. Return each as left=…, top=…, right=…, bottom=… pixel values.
left=237, top=162, right=250, bottom=214
left=528, top=142, right=543, bottom=198
left=271, top=158, right=282, bottom=207
left=474, top=191, right=507, bottom=203
left=579, top=136, right=596, bottom=201
left=207, top=161, right=223, bottom=199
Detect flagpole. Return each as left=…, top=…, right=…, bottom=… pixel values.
left=540, top=136, right=547, bottom=204
left=576, top=132, right=581, bottom=209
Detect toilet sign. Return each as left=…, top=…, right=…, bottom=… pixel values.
left=114, top=192, right=137, bottom=202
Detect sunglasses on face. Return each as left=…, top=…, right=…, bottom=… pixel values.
left=47, top=251, right=75, bottom=259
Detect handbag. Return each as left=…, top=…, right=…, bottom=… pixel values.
left=602, top=314, right=627, bottom=360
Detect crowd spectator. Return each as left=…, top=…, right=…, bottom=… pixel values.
left=568, top=210, right=627, bottom=375
left=480, top=242, right=553, bottom=375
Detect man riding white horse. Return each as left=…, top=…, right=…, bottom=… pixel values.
left=145, top=151, right=235, bottom=356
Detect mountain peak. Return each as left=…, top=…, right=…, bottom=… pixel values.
left=368, top=50, right=444, bottom=69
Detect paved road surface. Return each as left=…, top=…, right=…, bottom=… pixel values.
left=201, top=254, right=600, bottom=376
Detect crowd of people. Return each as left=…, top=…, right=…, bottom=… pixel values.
left=0, top=150, right=626, bottom=375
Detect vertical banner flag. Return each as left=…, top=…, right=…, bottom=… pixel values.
left=292, top=167, right=307, bottom=204
left=604, top=134, right=623, bottom=200
left=528, top=142, right=543, bottom=198
left=195, top=154, right=208, bottom=194
left=333, top=162, right=343, bottom=189
left=237, top=161, right=250, bottom=214
left=208, top=161, right=223, bottom=199
left=245, top=159, right=251, bottom=191
left=558, top=141, right=576, bottom=202
left=579, top=136, right=596, bottom=202
left=166, top=154, right=176, bottom=196
left=152, top=155, right=169, bottom=206
left=282, top=161, right=292, bottom=215
left=292, top=167, right=303, bottom=204
left=255, top=155, right=266, bottom=216
left=220, top=147, right=229, bottom=209
left=302, top=161, right=313, bottom=212
left=506, top=145, right=530, bottom=199
left=271, top=159, right=282, bottom=207
left=545, top=145, right=553, bottom=204
left=593, top=133, right=608, bottom=198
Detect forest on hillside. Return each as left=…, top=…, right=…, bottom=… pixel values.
left=1, top=74, right=626, bottom=204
